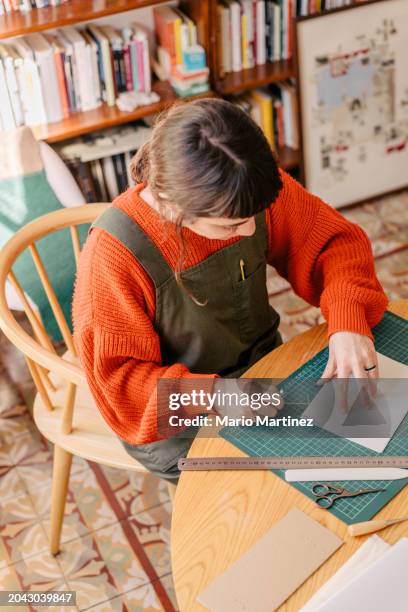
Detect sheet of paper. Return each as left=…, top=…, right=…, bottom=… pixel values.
left=300, top=535, right=391, bottom=611
left=317, top=538, right=408, bottom=612
left=197, top=508, right=343, bottom=612
left=302, top=353, right=408, bottom=453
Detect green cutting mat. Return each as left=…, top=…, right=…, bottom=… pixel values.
left=220, top=310, right=408, bottom=524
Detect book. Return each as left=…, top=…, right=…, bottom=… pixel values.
left=0, top=57, right=16, bottom=129
left=122, top=27, right=134, bottom=91
left=25, top=32, right=63, bottom=123
left=102, top=25, right=125, bottom=94
left=250, top=87, right=275, bottom=147
left=90, top=158, right=112, bottom=201
left=265, top=0, right=273, bottom=61
left=173, top=7, right=198, bottom=51
left=80, top=29, right=102, bottom=108
left=274, top=1, right=282, bottom=61
left=0, top=44, right=24, bottom=126
left=79, top=161, right=97, bottom=203
left=87, top=24, right=116, bottom=106
left=218, top=1, right=232, bottom=75
left=61, top=26, right=99, bottom=111
left=170, top=64, right=209, bottom=96
left=241, top=6, right=248, bottom=68
left=130, top=36, right=140, bottom=90
left=153, top=5, right=181, bottom=67
left=85, top=25, right=106, bottom=105
left=240, top=0, right=255, bottom=69
left=255, top=0, right=266, bottom=65
left=118, top=153, right=129, bottom=191
left=102, top=156, right=119, bottom=200
left=287, top=0, right=295, bottom=60
left=229, top=0, right=242, bottom=72
left=133, top=24, right=151, bottom=93
left=58, top=28, right=83, bottom=111
left=43, top=33, right=70, bottom=119
left=13, top=37, right=47, bottom=125
left=55, top=32, right=77, bottom=112
left=274, top=97, right=285, bottom=148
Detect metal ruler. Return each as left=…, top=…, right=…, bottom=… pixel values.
left=178, top=456, right=408, bottom=471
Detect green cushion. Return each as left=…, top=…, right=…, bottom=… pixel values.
left=0, top=170, right=89, bottom=342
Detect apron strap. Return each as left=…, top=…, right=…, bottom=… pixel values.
left=255, top=209, right=268, bottom=257
left=89, top=207, right=173, bottom=288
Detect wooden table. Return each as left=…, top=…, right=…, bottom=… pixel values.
left=171, top=300, right=408, bottom=612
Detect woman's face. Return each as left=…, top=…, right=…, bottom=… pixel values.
left=183, top=216, right=256, bottom=240
left=144, top=187, right=256, bottom=240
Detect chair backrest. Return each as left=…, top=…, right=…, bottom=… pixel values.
left=0, top=203, right=109, bottom=434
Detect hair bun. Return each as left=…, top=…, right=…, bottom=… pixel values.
left=130, top=141, right=150, bottom=184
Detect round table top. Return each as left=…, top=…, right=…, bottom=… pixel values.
left=171, top=300, right=408, bottom=612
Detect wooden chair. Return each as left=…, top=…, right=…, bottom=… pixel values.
left=0, top=204, right=174, bottom=556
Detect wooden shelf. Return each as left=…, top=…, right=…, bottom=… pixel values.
left=0, top=0, right=167, bottom=39
left=215, top=59, right=295, bottom=95
left=31, top=81, right=215, bottom=143
left=276, top=145, right=299, bottom=171
left=0, top=0, right=300, bottom=168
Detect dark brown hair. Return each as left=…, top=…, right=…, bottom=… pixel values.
left=129, top=98, right=283, bottom=301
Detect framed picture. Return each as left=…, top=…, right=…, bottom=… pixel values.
left=296, top=0, right=408, bottom=208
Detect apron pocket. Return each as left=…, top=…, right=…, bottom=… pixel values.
left=233, top=262, right=275, bottom=344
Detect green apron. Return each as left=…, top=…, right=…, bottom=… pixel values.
left=89, top=206, right=282, bottom=482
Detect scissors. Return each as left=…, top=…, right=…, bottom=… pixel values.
left=311, top=483, right=386, bottom=509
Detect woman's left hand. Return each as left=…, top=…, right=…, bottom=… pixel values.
left=319, top=331, right=378, bottom=409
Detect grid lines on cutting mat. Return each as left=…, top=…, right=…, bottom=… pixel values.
left=220, top=311, right=408, bottom=524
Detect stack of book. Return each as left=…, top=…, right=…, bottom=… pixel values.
left=217, top=0, right=368, bottom=73
left=230, top=80, right=298, bottom=150
left=0, top=0, right=71, bottom=14
left=54, top=122, right=152, bottom=203
left=0, top=22, right=152, bottom=130
left=153, top=5, right=210, bottom=97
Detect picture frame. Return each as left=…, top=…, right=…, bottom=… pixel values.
left=295, top=0, right=408, bottom=208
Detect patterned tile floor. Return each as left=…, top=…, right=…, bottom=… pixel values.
left=0, top=189, right=407, bottom=611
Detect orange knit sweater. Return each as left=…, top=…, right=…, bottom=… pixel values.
left=72, top=170, right=388, bottom=444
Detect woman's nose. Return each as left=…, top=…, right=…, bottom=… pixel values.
left=238, top=217, right=256, bottom=236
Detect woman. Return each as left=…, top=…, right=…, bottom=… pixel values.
left=72, top=98, right=388, bottom=484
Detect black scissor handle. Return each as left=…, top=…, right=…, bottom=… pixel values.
left=313, top=494, right=336, bottom=509
left=311, top=483, right=338, bottom=496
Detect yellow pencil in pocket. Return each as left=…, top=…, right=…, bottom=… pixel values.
left=239, top=258, right=246, bottom=281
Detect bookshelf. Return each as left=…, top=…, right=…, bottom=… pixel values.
left=209, top=0, right=299, bottom=169
left=31, top=82, right=215, bottom=143
left=0, top=1, right=174, bottom=40
left=215, top=58, right=295, bottom=94
left=0, top=0, right=300, bottom=170
left=0, top=1, right=213, bottom=140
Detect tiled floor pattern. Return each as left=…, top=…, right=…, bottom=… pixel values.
left=0, top=400, right=176, bottom=611
left=0, top=189, right=407, bottom=611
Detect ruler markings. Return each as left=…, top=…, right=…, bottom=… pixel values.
left=178, top=456, right=408, bottom=471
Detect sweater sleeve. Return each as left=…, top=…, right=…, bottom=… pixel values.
left=265, top=170, right=388, bottom=340
left=72, top=229, right=216, bottom=445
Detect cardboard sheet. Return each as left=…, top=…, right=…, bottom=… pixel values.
left=197, top=508, right=343, bottom=612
